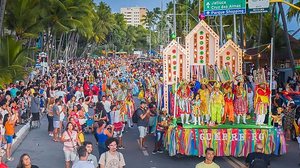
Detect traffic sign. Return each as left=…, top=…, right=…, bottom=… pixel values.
left=248, top=0, right=270, bottom=14
left=204, top=0, right=246, bottom=16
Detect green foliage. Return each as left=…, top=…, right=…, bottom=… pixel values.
left=0, top=36, right=32, bottom=86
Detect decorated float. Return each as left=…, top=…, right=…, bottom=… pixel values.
left=162, top=20, right=286, bottom=157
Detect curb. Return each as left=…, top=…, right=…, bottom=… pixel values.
left=3, top=113, right=46, bottom=163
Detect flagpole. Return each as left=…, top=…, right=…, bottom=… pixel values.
left=268, top=38, right=274, bottom=126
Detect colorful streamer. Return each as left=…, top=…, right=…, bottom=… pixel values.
left=164, top=127, right=286, bottom=157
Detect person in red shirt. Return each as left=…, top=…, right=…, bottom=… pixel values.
left=83, top=79, right=90, bottom=97
left=92, top=83, right=100, bottom=104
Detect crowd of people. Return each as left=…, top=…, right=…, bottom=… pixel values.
left=0, top=54, right=299, bottom=168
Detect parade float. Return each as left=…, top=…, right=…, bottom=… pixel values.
left=162, top=20, right=286, bottom=157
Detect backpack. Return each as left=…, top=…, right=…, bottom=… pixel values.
left=249, top=158, right=268, bottom=168
left=132, top=108, right=141, bottom=124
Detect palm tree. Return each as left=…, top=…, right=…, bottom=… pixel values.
left=0, top=0, right=7, bottom=36
left=5, top=0, right=44, bottom=40
left=0, top=36, right=32, bottom=86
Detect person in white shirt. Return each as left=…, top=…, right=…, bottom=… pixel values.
left=75, top=87, right=85, bottom=102
left=101, top=96, right=111, bottom=123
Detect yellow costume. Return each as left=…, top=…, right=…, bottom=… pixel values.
left=199, top=89, right=209, bottom=115
left=210, top=83, right=224, bottom=124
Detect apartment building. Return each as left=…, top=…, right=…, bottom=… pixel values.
left=120, top=7, right=147, bottom=27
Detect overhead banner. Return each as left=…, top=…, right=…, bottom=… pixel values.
left=248, top=0, right=270, bottom=13
left=164, top=127, right=286, bottom=157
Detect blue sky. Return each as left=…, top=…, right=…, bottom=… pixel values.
left=95, top=0, right=299, bottom=39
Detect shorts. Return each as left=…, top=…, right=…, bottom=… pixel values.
left=5, top=135, right=13, bottom=144
left=113, top=131, right=123, bottom=138
left=63, top=150, right=76, bottom=161
left=53, top=121, right=60, bottom=128
left=138, top=126, right=147, bottom=138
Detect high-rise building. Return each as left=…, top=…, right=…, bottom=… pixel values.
left=120, top=7, right=147, bottom=27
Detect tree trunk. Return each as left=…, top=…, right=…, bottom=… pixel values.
left=278, top=2, right=295, bottom=73
left=0, top=0, right=7, bottom=37
left=56, top=33, right=64, bottom=60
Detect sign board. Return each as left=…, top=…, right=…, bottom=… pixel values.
left=35, top=64, right=41, bottom=68
left=204, top=0, right=246, bottom=16
left=248, top=0, right=270, bottom=13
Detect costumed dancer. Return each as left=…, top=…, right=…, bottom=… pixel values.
left=234, top=77, right=248, bottom=124
left=199, top=78, right=210, bottom=124
left=254, top=83, right=270, bottom=125
left=177, top=82, right=191, bottom=124
left=192, top=94, right=201, bottom=125
left=209, top=82, right=224, bottom=125
left=222, top=81, right=234, bottom=124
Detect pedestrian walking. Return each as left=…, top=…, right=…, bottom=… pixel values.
left=61, top=122, right=81, bottom=168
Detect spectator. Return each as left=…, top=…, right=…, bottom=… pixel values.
left=152, top=108, right=169, bottom=154
left=72, top=146, right=94, bottom=168
left=95, top=120, right=114, bottom=156
left=46, top=97, right=55, bottom=137
left=136, top=100, right=150, bottom=150
left=245, top=143, right=270, bottom=168
left=284, top=103, right=297, bottom=141
left=30, top=93, right=40, bottom=128
left=52, top=98, right=61, bottom=142
left=195, top=148, right=220, bottom=168
left=74, top=141, right=98, bottom=168
left=4, top=110, right=18, bottom=161
left=99, top=137, right=125, bottom=168
left=61, top=122, right=81, bottom=168
left=16, top=153, right=39, bottom=168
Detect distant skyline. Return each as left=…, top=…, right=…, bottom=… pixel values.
left=94, top=0, right=299, bottom=39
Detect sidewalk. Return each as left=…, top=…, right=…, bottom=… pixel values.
left=6, top=116, right=64, bottom=167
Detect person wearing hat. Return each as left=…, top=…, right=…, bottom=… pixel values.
left=234, top=81, right=248, bottom=125
left=199, top=78, right=211, bottom=125
left=222, top=81, right=234, bottom=125
left=254, top=83, right=270, bottom=125
left=209, top=82, right=224, bottom=125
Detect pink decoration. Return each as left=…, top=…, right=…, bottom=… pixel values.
left=199, top=13, right=205, bottom=20
left=172, top=49, right=176, bottom=53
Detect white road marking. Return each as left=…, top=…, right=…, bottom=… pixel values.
left=143, top=150, right=149, bottom=156
left=223, top=157, right=240, bottom=168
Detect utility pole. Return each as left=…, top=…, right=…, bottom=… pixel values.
left=220, top=16, right=223, bottom=46
left=233, top=14, right=237, bottom=43
left=173, top=0, right=176, bottom=36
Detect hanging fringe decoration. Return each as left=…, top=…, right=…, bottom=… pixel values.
left=164, top=127, right=286, bottom=157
